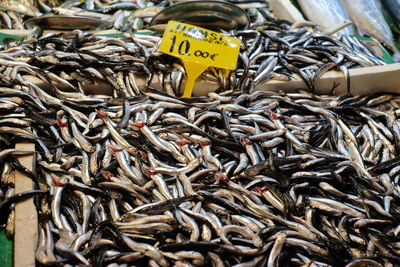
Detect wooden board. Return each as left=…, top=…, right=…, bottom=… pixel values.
left=14, top=143, right=37, bottom=267
left=257, top=63, right=400, bottom=95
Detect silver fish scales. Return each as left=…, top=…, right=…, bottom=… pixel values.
left=0, top=77, right=399, bottom=265
left=0, top=11, right=396, bottom=267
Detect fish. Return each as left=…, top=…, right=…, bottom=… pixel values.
left=298, top=0, right=354, bottom=35
left=0, top=9, right=397, bottom=267
left=0, top=0, right=41, bottom=17
left=0, top=88, right=400, bottom=266
left=340, top=0, right=398, bottom=51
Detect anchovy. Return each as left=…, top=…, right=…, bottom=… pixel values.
left=340, top=0, right=398, bottom=51
left=0, top=30, right=397, bottom=267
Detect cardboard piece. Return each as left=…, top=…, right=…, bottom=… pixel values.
left=14, top=143, right=36, bottom=267
left=256, top=63, right=400, bottom=96
left=348, top=63, right=400, bottom=95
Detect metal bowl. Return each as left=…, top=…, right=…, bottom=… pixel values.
left=25, top=15, right=112, bottom=30
left=149, top=0, right=250, bottom=31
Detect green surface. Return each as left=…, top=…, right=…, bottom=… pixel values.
left=357, top=36, right=395, bottom=64
left=382, top=8, right=400, bottom=50
left=0, top=34, right=19, bottom=267
left=290, top=0, right=302, bottom=14
left=0, top=33, right=24, bottom=44
left=0, top=36, right=16, bottom=267
left=0, top=230, right=13, bottom=267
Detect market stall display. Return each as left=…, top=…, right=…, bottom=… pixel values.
left=0, top=0, right=269, bottom=32
left=293, top=0, right=400, bottom=54
left=0, top=0, right=400, bottom=266
left=0, top=23, right=387, bottom=99
left=1, top=81, right=400, bottom=266
left=339, top=0, right=397, bottom=52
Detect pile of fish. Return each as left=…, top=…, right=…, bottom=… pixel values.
left=1, top=0, right=399, bottom=54
left=0, top=6, right=396, bottom=267
left=0, top=0, right=272, bottom=32
left=297, top=0, right=400, bottom=53
left=234, top=23, right=385, bottom=92
left=0, top=25, right=385, bottom=98
left=1, top=78, right=400, bottom=265
left=0, top=0, right=162, bottom=31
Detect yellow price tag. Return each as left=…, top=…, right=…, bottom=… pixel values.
left=159, top=21, right=241, bottom=97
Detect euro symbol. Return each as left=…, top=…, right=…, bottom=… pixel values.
left=210, top=54, right=218, bottom=61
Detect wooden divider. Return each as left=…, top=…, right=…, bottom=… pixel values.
left=14, top=143, right=37, bottom=267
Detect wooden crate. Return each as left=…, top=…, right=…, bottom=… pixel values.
left=6, top=1, right=400, bottom=264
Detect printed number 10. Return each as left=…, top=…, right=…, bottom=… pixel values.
left=169, top=36, right=190, bottom=55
